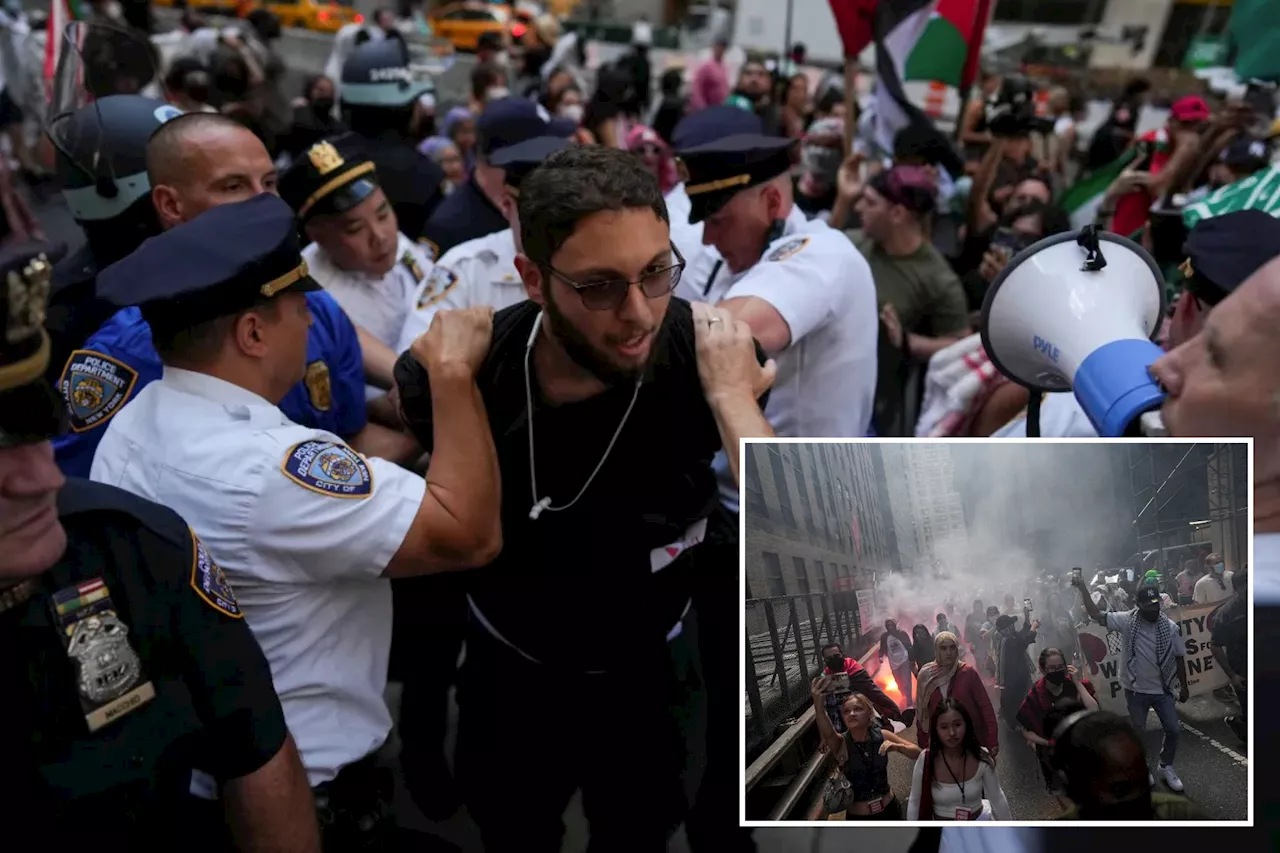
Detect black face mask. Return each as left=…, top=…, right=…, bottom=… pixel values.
left=1139, top=607, right=1160, bottom=623
left=825, top=656, right=844, bottom=672
left=1045, top=670, right=1067, bottom=685
left=310, top=97, right=335, bottom=117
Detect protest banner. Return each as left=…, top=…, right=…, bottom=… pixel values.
left=1075, top=601, right=1228, bottom=715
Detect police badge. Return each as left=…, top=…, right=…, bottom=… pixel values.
left=51, top=578, right=156, bottom=732
left=305, top=360, right=333, bottom=412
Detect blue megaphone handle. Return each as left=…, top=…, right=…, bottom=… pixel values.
left=1073, top=339, right=1167, bottom=437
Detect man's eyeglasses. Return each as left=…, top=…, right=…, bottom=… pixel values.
left=540, top=243, right=686, bottom=311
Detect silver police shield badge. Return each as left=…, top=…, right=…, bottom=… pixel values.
left=67, top=611, right=144, bottom=704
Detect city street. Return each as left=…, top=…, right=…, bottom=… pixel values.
left=861, top=659, right=1249, bottom=821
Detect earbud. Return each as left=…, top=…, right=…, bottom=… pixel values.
left=528, top=496, right=551, bottom=520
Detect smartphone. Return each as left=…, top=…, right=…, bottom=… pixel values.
left=829, top=672, right=850, bottom=692
left=1127, top=568, right=1135, bottom=582
left=990, top=227, right=1026, bottom=255
left=1023, top=598, right=1033, bottom=612
left=1072, top=567, right=1083, bottom=583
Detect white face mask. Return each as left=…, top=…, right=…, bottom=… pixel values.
left=485, top=87, right=510, bottom=102
left=558, top=103, right=584, bottom=123
left=494, top=52, right=511, bottom=68
left=104, top=1, right=123, bottom=18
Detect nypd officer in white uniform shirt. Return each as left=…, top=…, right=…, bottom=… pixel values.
left=668, top=106, right=771, bottom=296
left=86, top=194, right=503, bottom=846
left=278, top=134, right=433, bottom=385
left=678, top=132, right=878, bottom=440
left=395, top=135, right=571, bottom=351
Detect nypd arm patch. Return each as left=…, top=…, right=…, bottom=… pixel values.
left=58, top=349, right=140, bottom=433
left=189, top=530, right=241, bottom=619
left=767, top=237, right=810, bottom=263
left=280, top=439, right=373, bottom=499
left=416, top=266, right=460, bottom=310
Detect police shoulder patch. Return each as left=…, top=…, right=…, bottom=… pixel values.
left=58, top=349, right=140, bottom=433
left=189, top=530, right=241, bottom=618
left=416, top=266, right=460, bottom=310
left=767, top=237, right=810, bottom=263
left=280, top=439, right=373, bottom=499
left=418, top=237, right=440, bottom=262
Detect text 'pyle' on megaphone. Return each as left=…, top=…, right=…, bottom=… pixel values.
left=980, top=227, right=1167, bottom=438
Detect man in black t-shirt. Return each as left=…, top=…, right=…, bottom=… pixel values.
left=1209, top=568, right=1248, bottom=742
left=395, top=145, right=772, bottom=851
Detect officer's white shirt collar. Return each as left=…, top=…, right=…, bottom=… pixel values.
left=162, top=366, right=280, bottom=414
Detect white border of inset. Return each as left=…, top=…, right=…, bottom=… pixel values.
left=738, top=436, right=1254, bottom=828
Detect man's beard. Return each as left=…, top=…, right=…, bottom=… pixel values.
left=543, top=287, right=663, bottom=386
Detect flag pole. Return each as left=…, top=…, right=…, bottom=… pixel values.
left=843, top=58, right=856, bottom=157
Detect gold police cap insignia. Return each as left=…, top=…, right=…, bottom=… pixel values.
left=6, top=254, right=51, bottom=346
left=308, top=141, right=345, bottom=176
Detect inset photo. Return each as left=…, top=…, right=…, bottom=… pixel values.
left=742, top=440, right=1251, bottom=826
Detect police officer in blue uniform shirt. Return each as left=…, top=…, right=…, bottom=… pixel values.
left=419, top=97, right=576, bottom=260
left=88, top=194, right=503, bottom=848
left=0, top=242, right=320, bottom=849
left=51, top=112, right=375, bottom=478
left=340, top=37, right=447, bottom=243
left=42, top=96, right=183, bottom=387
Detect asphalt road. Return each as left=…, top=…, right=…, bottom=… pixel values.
left=858, top=659, right=1248, bottom=822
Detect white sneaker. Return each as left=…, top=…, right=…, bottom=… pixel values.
left=1159, top=764, right=1185, bottom=792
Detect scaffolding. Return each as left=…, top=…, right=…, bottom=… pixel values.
left=1126, top=442, right=1249, bottom=574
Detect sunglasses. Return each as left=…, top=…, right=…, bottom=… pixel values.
left=541, top=243, right=686, bottom=311
left=635, top=144, right=663, bottom=157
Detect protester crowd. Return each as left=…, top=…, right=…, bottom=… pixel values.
left=0, top=3, right=1274, bottom=850
left=810, top=562, right=1249, bottom=822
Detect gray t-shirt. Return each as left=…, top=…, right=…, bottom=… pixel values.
left=1103, top=610, right=1185, bottom=696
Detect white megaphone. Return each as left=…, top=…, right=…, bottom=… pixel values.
left=981, top=227, right=1167, bottom=437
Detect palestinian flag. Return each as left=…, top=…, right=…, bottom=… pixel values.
left=1058, top=147, right=1139, bottom=230
left=1231, top=0, right=1280, bottom=82
left=837, top=0, right=991, bottom=170
left=1182, top=164, right=1280, bottom=230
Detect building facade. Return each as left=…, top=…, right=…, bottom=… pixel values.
left=743, top=443, right=896, bottom=601
left=899, top=445, right=969, bottom=572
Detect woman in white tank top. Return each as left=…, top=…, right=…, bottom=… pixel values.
left=907, top=697, right=1012, bottom=820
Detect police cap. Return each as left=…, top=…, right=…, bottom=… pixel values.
left=340, top=38, right=433, bottom=108
left=672, top=105, right=764, bottom=150
left=476, top=97, right=576, bottom=159
left=0, top=241, right=68, bottom=447
left=677, top=133, right=796, bottom=224
left=490, top=135, right=572, bottom=197
left=1181, top=208, right=1280, bottom=307
left=279, top=133, right=380, bottom=221
left=97, top=194, right=322, bottom=336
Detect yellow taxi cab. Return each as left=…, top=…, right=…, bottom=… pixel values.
left=428, top=2, right=512, bottom=51
left=152, top=0, right=362, bottom=35
left=259, top=0, right=363, bottom=34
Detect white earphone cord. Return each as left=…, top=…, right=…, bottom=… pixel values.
left=525, top=310, right=642, bottom=520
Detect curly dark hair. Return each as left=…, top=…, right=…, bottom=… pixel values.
left=517, top=145, right=668, bottom=265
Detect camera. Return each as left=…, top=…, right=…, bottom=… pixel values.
left=985, top=74, right=1037, bottom=138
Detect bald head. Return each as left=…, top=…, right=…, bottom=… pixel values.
left=147, top=112, right=279, bottom=230
left=1152, top=252, right=1280, bottom=478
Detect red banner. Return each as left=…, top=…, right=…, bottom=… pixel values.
left=827, top=0, right=878, bottom=58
